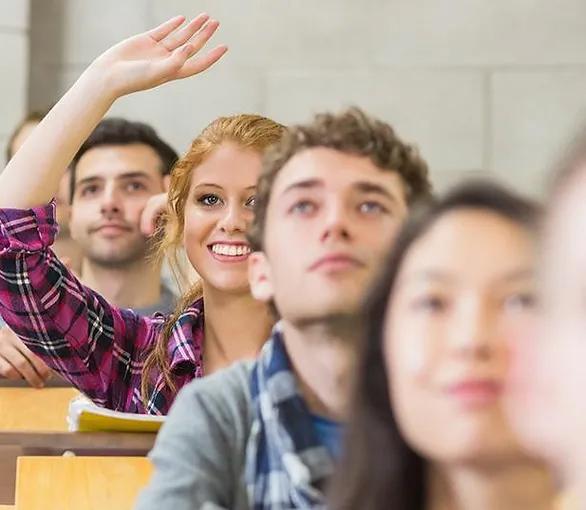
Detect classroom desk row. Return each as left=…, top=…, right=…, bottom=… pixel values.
left=0, top=386, right=157, bottom=508
left=0, top=433, right=156, bottom=506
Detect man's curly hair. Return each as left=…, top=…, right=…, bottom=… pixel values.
left=248, top=106, right=433, bottom=251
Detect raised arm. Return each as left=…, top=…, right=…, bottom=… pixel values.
left=0, top=15, right=226, bottom=410
left=0, top=13, right=227, bottom=209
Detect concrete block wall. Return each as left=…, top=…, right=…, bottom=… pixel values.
left=27, top=0, right=586, bottom=196
left=0, top=0, right=30, bottom=161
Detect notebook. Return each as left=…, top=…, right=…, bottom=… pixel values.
left=67, top=395, right=165, bottom=433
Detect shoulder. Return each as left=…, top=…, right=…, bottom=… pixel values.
left=158, top=360, right=254, bottom=471
left=141, top=361, right=254, bottom=510
left=174, top=360, right=253, bottom=418
left=165, top=361, right=253, bottom=446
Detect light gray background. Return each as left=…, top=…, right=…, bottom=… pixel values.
left=4, top=0, right=586, bottom=196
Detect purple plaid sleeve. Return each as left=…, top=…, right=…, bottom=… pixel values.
left=0, top=202, right=163, bottom=411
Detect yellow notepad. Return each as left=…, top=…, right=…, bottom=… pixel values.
left=68, top=395, right=165, bottom=432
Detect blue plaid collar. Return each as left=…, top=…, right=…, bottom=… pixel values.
left=245, top=323, right=335, bottom=509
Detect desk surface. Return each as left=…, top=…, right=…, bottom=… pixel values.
left=16, top=456, right=153, bottom=510
left=0, top=388, right=79, bottom=432
left=0, top=432, right=156, bottom=506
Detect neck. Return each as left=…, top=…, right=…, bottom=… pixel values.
left=53, top=235, right=83, bottom=275
left=428, top=459, right=555, bottom=510
left=281, top=316, right=359, bottom=422
left=81, top=257, right=162, bottom=309
left=202, top=284, right=273, bottom=374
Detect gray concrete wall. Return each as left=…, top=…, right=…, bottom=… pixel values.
left=0, top=0, right=30, bottom=160
left=27, top=0, right=586, bottom=195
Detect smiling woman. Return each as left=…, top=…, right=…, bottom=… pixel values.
left=142, top=116, right=285, bottom=405
left=0, top=14, right=285, bottom=415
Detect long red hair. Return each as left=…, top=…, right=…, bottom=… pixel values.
left=141, top=114, right=285, bottom=403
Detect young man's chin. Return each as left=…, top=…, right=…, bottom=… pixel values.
left=287, top=299, right=363, bottom=324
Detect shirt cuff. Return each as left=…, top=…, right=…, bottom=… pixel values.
left=0, top=201, right=58, bottom=253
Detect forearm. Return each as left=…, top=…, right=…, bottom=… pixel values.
left=0, top=66, right=116, bottom=208
left=0, top=14, right=225, bottom=210
left=0, top=203, right=137, bottom=402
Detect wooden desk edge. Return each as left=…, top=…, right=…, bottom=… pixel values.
left=0, top=431, right=156, bottom=452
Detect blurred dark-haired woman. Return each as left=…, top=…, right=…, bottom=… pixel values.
left=330, top=181, right=557, bottom=510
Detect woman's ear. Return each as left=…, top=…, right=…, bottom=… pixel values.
left=248, top=251, right=274, bottom=302
left=163, top=175, right=171, bottom=192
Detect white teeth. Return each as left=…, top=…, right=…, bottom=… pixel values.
left=211, top=244, right=251, bottom=257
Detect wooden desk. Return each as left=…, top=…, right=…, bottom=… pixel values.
left=0, top=432, right=156, bottom=505
left=16, top=456, right=153, bottom=510
left=0, top=388, right=79, bottom=432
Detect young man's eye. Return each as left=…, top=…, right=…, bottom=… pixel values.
left=358, top=201, right=388, bottom=215
left=289, top=200, right=316, bottom=215
left=198, top=194, right=223, bottom=207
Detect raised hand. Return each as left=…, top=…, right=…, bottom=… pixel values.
left=91, top=14, right=228, bottom=98
left=0, top=13, right=228, bottom=211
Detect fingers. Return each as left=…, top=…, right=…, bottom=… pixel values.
left=140, top=193, right=168, bottom=236
left=177, top=44, right=228, bottom=79
left=183, top=19, right=221, bottom=59
left=0, top=344, right=45, bottom=388
left=0, top=356, right=21, bottom=381
left=22, top=347, right=52, bottom=382
left=151, top=18, right=226, bottom=81
left=148, top=15, right=186, bottom=42
left=160, top=13, right=210, bottom=52
left=0, top=329, right=50, bottom=388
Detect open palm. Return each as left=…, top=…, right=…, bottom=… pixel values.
left=93, top=14, right=227, bottom=97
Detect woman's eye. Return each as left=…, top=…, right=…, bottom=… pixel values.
left=245, top=195, right=256, bottom=208
left=198, top=194, right=222, bottom=207
left=359, top=201, right=387, bottom=214
left=412, top=295, right=447, bottom=313
left=289, top=200, right=316, bottom=215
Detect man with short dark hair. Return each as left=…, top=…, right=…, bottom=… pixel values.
left=136, top=107, right=433, bottom=510
left=67, top=117, right=177, bottom=314
left=0, top=117, right=178, bottom=386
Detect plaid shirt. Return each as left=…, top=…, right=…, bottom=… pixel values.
left=0, top=202, right=204, bottom=415
left=245, top=325, right=335, bottom=509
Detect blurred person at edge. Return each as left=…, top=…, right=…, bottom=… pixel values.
left=506, top=127, right=586, bottom=510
